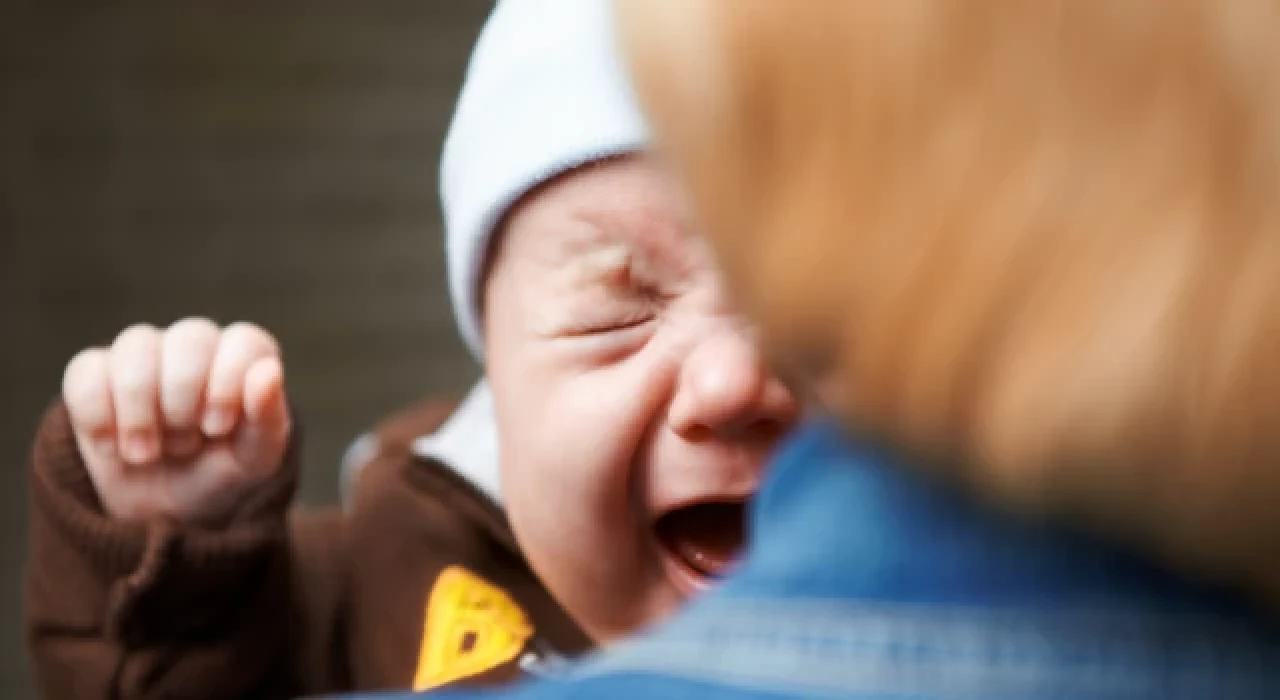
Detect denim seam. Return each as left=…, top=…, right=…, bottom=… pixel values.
left=570, top=598, right=1280, bottom=699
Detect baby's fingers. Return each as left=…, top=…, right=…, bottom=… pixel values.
left=237, top=356, right=290, bottom=475
left=160, top=317, right=220, bottom=456
left=109, top=325, right=163, bottom=465
left=203, top=323, right=280, bottom=439
left=62, top=348, right=115, bottom=457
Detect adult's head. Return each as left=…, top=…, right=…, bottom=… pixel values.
left=618, top=0, right=1280, bottom=599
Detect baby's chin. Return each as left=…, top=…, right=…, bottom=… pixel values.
left=561, top=500, right=751, bottom=643
left=574, top=581, right=688, bottom=645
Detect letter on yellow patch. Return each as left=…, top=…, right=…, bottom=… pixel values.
left=412, top=566, right=535, bottom=691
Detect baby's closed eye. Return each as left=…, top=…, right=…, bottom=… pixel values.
left=550, top=273, right=668, bottom=338
left=547, top=246, right=676, bottom=337
left=532, top=290, right=662, bottom=365
left=558, top=303, right=658, bottom=337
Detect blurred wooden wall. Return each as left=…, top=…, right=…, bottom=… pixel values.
left=0, top=2, right=492, bottom=693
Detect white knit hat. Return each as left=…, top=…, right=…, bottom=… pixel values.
left=398, top=0, right=649, bottom=506
left=440, top=0, right=650, bottom=358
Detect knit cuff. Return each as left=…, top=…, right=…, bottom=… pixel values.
left=28, top=400, right=299, bottom=643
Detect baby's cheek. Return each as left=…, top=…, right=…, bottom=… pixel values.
left=507, top=377, right=640, bottom=497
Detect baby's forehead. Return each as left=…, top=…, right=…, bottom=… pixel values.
left=525, top=198, right=712, bottom=282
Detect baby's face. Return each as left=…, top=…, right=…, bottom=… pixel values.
left=483, top=155, right=798, bottom=641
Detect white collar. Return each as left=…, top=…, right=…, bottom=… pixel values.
left=411, top=380, right=504, bottom=505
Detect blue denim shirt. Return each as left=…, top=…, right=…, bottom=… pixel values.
left=344, top=420, right=1280, bottom=699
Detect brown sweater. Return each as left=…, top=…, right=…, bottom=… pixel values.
left=24, top=400, right=591, bottom=699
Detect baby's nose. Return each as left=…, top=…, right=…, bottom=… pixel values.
left=668, top=330, right=798, bottom=441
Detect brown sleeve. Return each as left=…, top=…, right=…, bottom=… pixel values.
left=23, top=401, right=348, bottom=700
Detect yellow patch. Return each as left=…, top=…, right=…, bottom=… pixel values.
left=412, top=566, right=535, bottom=691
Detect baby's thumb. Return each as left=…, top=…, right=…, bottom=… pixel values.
left=235, top=356, right=291, bottom=476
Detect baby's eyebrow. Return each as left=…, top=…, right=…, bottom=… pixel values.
left=525, top=229, right=637, bottom=300
left=563, top=243, right=633, bottom=286
left=549, top=210, right=699, bottom=286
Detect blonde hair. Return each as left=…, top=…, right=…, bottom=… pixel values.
left=619, top=0, right=1280, bottom=598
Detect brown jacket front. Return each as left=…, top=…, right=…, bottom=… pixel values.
left=24, top=400, right=591, bottom=699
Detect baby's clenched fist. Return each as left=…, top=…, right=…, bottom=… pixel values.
left=61, top=318, right=291, bottom=524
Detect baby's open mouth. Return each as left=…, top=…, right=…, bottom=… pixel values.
left=654, top=500, right=748, bottom=588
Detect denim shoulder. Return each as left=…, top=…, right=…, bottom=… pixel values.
left=329, top=673, right=880, bottom=700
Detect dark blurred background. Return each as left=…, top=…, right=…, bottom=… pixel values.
left=0, top=2, right=492, bottom=694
